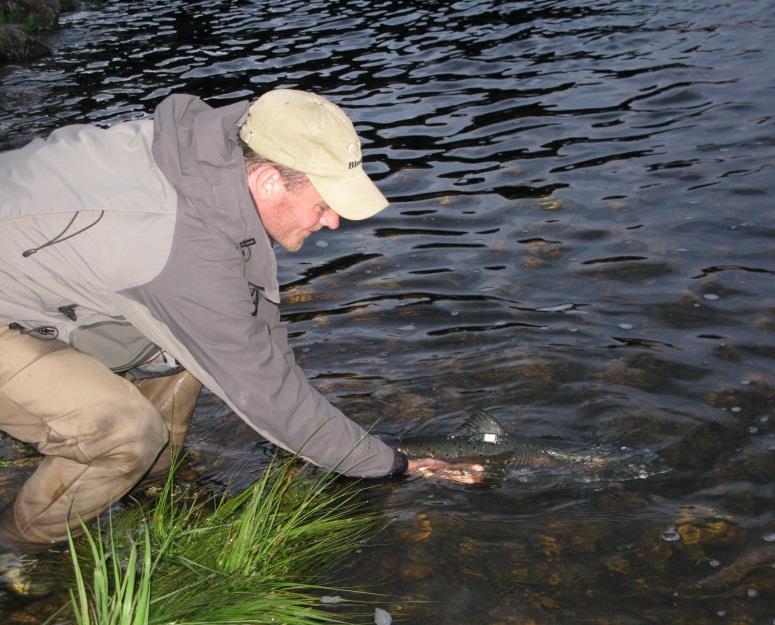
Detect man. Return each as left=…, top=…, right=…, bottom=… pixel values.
left=0, top=89, right=483, bottom=554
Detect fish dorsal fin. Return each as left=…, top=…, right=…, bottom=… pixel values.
left=451, top=411, right=505, bottom=444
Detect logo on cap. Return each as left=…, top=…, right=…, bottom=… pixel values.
left=346, top=143, right=361, bottom=169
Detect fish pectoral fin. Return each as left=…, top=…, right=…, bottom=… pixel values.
left=452, top=410, right=506, bottom=441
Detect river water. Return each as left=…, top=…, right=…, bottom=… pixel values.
left=1, top=1, right=773, bottom=623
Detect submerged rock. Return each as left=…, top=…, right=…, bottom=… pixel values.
left=0, top=23, right=50, bottom=62
left=0, top=0, right=71, bottom=64
left=2, top=0, right=62, bottom=29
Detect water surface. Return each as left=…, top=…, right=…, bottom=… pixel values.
left=1, top=1, right=773, bottom=623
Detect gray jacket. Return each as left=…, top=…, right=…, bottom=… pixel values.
left=0, top=94, right=403, bottom=478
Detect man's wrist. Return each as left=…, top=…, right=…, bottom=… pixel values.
left=386, top=450, right=409, bottom=478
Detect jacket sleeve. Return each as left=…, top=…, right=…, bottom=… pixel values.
left=121, top=221, right=402, bottom=479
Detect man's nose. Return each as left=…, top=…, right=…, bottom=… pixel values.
left=320, top=209, right=340, bottom=230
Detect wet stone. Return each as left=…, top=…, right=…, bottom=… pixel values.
left=602, top=554, right=631, bottom=575
left=399, top=559, right=432, bottom=582
left=374, top=606, right=392, bottom=625
left=395, top=514, right=432, bottom=543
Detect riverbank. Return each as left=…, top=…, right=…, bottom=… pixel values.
left=0, top=0, right=76, bottom=64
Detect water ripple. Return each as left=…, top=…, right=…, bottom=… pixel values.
left=1, top=1, right=774, bottom=623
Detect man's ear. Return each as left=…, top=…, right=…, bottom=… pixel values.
left=247, top=165, right=283, bottom=201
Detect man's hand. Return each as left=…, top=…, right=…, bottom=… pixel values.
left=406, top=458, right=485, bottom=484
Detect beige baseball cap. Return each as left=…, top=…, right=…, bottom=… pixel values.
left=239, top=89, right=388, bottom=220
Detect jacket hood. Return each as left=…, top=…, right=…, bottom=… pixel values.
left=152, top=94, right=252, bottom=234
left=151, top=94, right=279, bottom=302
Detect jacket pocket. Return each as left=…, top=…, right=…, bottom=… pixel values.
left=69, top=320, right=159, bottom=372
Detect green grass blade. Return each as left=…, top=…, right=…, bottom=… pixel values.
left=60, top=456, right=380, bottom=625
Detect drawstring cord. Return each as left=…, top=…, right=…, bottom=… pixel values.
left=8, top=322, right=59, bottom=341
left=22, top=210, right=105, bottom=258
left=14, top=210, right=105, bottom=340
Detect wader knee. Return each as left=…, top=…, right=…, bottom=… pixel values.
left=2, top=396, right=167, bottom=548
left=0, top=332, right=171, bottom=548
left=105, top=394, right=169, bottom=478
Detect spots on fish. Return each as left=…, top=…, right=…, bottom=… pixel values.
left=395, top=410, right=671, bottom=483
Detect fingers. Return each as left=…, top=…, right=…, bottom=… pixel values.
left=412, top=462, right=485, bottom=484
left=439, top=464, right=485, bottom=484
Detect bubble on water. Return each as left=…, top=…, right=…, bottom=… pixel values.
left=450, top=311, right=459, bottom=316
left=618, top=323, right=634, bottom=330
left=661, top=526, right=681, bottom=543
left=746, top=587, right=758, bottom=598
left=717, top=609, right=726, bottom=617
left=379, top=351, right=389, bottom=358
left=747, top=426, right=758, bottom=434
left=693, top=303, right=701, bottom=308
left=709, top=559, right=720, bottom=567
left=315, top=240, right=329, bottom=248
left=759, top=416, right=769, bottom=423
left=570, top=327, right=579, bottom=332
left=763, top=533, right=775, bottom=543
left=399, top=324, right=416, bottom=332
left=730, top=406, right=741, bottom=413
left=320, top=595, right=345, bottom=604
left=703, top=293, right=720, bottom=300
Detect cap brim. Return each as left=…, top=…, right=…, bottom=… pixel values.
left=307, top=169, right=389, bottom=221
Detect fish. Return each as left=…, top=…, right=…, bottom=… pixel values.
left=394, top=411, right=670, bottom=482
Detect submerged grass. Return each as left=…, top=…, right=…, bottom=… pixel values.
left=58, top=458, right=380, bottom=625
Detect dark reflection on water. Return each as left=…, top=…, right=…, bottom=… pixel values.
left=1, top=0, right=774, bottom=623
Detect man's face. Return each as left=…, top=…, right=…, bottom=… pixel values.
left=249, top=167, right=340, bottom=252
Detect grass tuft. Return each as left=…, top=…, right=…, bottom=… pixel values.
left=59, top=458, right=379, bottom=625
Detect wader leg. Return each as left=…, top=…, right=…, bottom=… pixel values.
left=131, top=370, right=202, bottom=480
left=0, top=325, right=167, bottom=549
